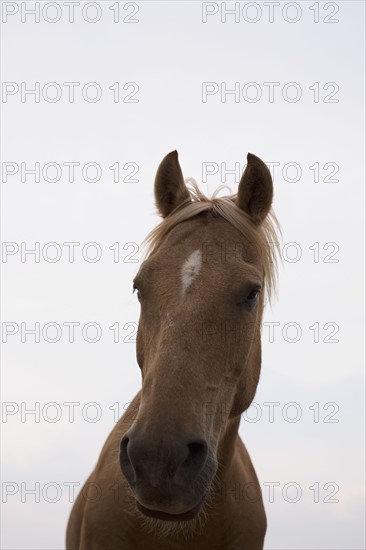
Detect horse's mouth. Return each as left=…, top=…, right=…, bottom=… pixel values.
left=136, top=497, right=204, bottom=522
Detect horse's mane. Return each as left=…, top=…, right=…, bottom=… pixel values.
left=143, top=178, right=281, bottom=301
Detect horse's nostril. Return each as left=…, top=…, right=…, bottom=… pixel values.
left=179, top=440, right=208, bottom=480
left=120, top=436, right=130, bottom=461
left=120, top=436, right=136, bottom=484
left=188, top=441, right=208, bottom=461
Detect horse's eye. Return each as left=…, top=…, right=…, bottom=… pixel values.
left=133, top=283, right=142, bottom=302
left=246, top=288, right=260, bottom=302
left=239, top=286, right=261, bottom=308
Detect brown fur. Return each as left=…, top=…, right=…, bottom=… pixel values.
left=66, top=152, right=280, bottom=549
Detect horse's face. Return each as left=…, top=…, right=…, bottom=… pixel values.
left=120, top=151, right=274, bottom=522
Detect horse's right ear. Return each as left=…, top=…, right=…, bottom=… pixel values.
left=155, top=151, right=191, bottom=218
left=237, top=153, right=273, bottom=225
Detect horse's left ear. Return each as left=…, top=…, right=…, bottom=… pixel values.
left=237, top=153, right=273, bottom=225
left=155, top=150, right=191, bottom=218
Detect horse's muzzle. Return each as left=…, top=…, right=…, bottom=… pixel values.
left=119, top=430, right=212, bottom=517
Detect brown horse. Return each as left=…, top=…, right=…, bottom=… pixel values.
left=66, top=151, right=280, bottom=550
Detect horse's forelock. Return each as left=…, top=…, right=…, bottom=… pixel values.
left=142, top=178, right=281, bottom=302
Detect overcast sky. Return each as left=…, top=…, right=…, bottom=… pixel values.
left=1, top=1, right=365, bottom=549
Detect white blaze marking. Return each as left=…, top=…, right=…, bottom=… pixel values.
left=181, top=249, right=202, bottom=294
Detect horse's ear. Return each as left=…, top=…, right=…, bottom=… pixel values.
left=155, top=150, right=190, bottom=218
left=237, top=153, right=273, bottom=225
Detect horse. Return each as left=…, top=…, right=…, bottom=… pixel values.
left=66, top=151, right=280, bottom=550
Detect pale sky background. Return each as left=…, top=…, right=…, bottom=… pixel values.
left=1, top=1, right=365, bottom=549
